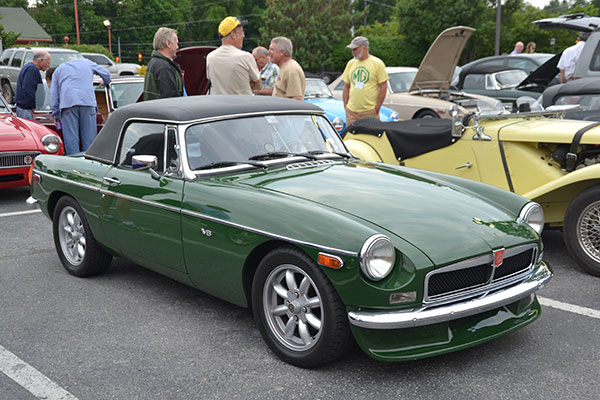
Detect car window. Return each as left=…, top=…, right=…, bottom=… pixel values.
left=35, top=82, right=50, bottom=110
left=555, top=94, right=600, bottom=109
left=388, top=71, right=417, bottom=93
left=185, top=114, right=345, bottom=171
left=589, top=41, right=600, bottom=71
left=110, top=81, right=144, bottom=108
left=334, top=80, right=345, bottom=91
left=10, top=50, right=24, bottom=67
left=463, top=74, right=486, bottom=89
left=23, top=51, right=34, bottom=64
left=478, top=59, right=506, bottom=68
left=305, top=79, right=333, bottom=98
left=1, top=49, right=14, bottom=65
left=48, top=51, right=83, bottom=68
left=118, top=122, right=171, bottom=172
left=507, top=59, right=537, bottom=74
left=494, top=70, right=529, bottom=88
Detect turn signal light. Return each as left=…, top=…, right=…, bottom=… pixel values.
left=318, top=253, right=343, bottom=269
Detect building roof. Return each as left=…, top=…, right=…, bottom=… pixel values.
left=0, top=7, right=52, bottom=43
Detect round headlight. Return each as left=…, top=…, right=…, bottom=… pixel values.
left=389, top=111, right=401, bottom=121
left=360, top=234, right=396, bottom=281
left=332, top=116, right=344, bottom=132
left=519, top=202, right=544, bottom=235
left=41, top=133, right=61, bottom=154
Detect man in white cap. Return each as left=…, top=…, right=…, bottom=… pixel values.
left=341, top=36, right=388, bottom=127
left=558, top=31, right=589, bottom=83
left=206, top=16, right=261, bottom=95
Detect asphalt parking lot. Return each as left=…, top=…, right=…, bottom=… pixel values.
left=1, top=186, right=599, bottom=400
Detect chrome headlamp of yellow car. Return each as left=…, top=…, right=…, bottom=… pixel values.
left=519, top=202, right=545, bottom=235
left=360, top=234, right=396, bottom=281
left=41, top=133, right=61, bottom=153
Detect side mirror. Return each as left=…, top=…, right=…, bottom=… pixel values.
left=132, top=155, right=160, bottom=179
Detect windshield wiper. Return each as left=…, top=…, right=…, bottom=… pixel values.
left=195, top=160, right=266, bottom=170
left=248, top=151, right=319, bottom=161
left=305, top=150, right=353, bottom=159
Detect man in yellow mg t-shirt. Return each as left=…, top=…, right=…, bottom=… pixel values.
left=341, top=36, right=389, bottom=127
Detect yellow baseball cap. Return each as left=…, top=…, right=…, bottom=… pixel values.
left=218, top=16, right=247, bottom=37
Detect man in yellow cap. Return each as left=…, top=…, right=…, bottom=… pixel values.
left=206, top=16, right=261, bottom=95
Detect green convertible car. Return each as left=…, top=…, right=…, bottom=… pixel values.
left=29, top=96, right=551, bottom=367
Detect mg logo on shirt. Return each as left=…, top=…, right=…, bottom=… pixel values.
left=351, top=67, right=370, bottom=85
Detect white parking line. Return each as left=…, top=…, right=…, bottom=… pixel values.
left=539, top=296, right=600, bottom=319
left=0, top=344, right=79, bottom=400
left=0, top=209, right=41, bottom=218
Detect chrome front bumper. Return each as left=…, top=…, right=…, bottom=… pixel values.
left=348, top=262, right=552, bottom=330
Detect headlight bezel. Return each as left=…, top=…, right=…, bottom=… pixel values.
left=518, top=202, right=544, bottom=235
left=41, top=133, right=61, bottom=154
left=359, top=234, right=396, bottom=281
left=389, top=111, right=401, bottom=121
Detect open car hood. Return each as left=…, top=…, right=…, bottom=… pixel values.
left=410, top=26, right=475, bottom=92
left=533, top=14, right=600, bottom=32
left=516, top=52, right=562, bottom=92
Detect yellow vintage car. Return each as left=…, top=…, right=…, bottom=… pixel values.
left=343, top=105, right=600, bottom=276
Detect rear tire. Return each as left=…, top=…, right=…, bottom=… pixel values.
left=414, top=109, right=440, bottom=119
left=2, top=82, right=14, bottom=104
left=53, top=196, right=112, bottom=277
left=252, top=246, right=352, bottom=367
left=564, top=185, right=600, bottom=276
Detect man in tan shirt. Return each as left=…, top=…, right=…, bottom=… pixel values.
left=268, top=37, right=305, bottom=100
left=206, top=16, right=261, bottom=95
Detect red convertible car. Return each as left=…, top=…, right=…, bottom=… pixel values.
left=0, top=94, right=63, bottom=189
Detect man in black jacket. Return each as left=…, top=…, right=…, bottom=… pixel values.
left=143, top=27, right=184, bottom=101
left=15, top=50, right=51, bottom=119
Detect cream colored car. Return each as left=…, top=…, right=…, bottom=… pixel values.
left=330, top=26, right=493, bottom=120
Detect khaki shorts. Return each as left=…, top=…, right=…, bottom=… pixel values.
left=345, top=108, right=379, bottom=127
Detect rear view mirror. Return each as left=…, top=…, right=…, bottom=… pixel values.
left=132, top=155, right=160, bottom=179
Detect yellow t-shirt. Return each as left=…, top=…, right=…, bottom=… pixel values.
left=341, top=55, right=388, bottom=113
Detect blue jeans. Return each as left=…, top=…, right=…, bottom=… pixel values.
left=16, top=106, right=33, bottom=120
left=61, top=106, right=97, bottom=155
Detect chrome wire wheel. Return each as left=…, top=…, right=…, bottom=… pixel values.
left=57, top=205, right=86, bottom=266
left=262, top=264, right=323, bottom=352
left=577, top=200, right=600, bottom=264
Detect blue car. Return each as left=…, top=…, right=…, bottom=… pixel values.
left=304, top=78, right=400, bottom=132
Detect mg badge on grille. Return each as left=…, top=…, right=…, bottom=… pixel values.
left=492, top=248, right=505, bottom=267
left=24, top=155, right=33, bottom=165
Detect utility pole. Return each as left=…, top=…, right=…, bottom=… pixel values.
left=495, top=0, right=501, bottom=55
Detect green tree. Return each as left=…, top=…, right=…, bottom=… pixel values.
left=0, top=24, right=20, bottom=49
left=261, top=0, right=360, bottom=71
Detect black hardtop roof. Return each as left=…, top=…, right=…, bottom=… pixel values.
left=85, top=95, right=324, bottom=164
left=542, top=77, right=600, bottom=108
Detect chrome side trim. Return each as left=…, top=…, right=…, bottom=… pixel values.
left=180, top=208, right=358, bottom=257
left=36, top=171, right=358, bottom=257
left=348, top=262, right=552, bottom=330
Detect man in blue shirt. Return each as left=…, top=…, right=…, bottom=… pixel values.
left=14, top=50, right=51, bottom=120
left=51, top=58, right=110, bottom=155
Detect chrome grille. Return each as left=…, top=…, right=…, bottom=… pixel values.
left=424, top=244, right=537, bottom=306
left=0, top=151, right=40, bottom=169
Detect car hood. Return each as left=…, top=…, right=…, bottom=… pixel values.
left=0, top=114, right=40, bottom=151
left=238, top=161, right=532, bottom=265
left=304, top=97, right=344, bottom=119
left=410, top=26, right=475, bottom=92
left=516, top=52, right=561, bottom=91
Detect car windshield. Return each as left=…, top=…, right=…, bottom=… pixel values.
left=388, top=71, right=417, bottom=93
left=110, top=81, right=144, bottom=109
left=35, top=82, right=50, bottom=110
left=305, top=79, right=333, bottom=98
left=0, top=96, right=10, bottom=113
left=555, top=94, right=600, bottom=109
left=185, top=114, right=347, bottom=171
left=48, top=51, right=83, bottom=68
left=494, top=70, right=528, bottom=88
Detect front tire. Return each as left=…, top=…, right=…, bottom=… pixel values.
left=2, top=82, right=14, bottom=104
left=564, top=186, right=600, bottom=276
left=414, top=109, right=440, bottom=119
left=252, top=246, right=352, bottom=367
left=53, top=196, right=112, bottom=277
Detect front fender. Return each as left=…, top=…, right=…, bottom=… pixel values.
left=524, top=164, right=600, bottom=200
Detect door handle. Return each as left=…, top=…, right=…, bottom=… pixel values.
left=102, top=177, right=121, bottom=185
left=455, top=162, right=472, bottom=170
